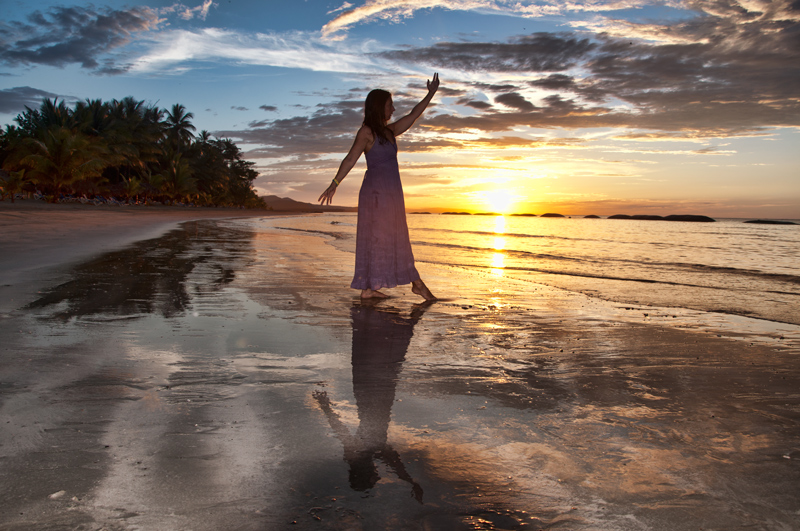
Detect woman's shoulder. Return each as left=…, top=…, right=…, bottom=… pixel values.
left=357, top=125, right=375, bottom=153
left=357, top=124, right=374, bottom=140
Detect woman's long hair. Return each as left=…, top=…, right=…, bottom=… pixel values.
left=364, top=89, right=394, bottom=145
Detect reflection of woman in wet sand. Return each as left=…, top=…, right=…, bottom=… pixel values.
left=313, top=302, right=432, bottom=503
left=318, top=74, right=440, bottom=302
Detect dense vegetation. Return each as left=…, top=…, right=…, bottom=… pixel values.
left=0, top=97, right=265, bottom=208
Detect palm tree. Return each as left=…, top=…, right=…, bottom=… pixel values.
left=3, top=96, right=264, bottom=208
left=159, top=151, right=196, bottom=202
left=74, top=99, right=112, bottom=136
left=164, top=103, right=196, bottom=152
left=4, top=126, right=109, bottom=201
left=14, top=98, right=73, bottom=136
left=142, top=169, right=165, bottom=202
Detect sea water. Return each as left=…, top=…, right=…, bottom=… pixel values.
left=256, top=213, right=800, bottom=326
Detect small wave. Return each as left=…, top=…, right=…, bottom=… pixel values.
left=664, top=262, right=800, bottom=285
left=445, top=261, right=711, bottom=289
left=415, top=226, right=581, bottom=243
left=275, top=226, right=349, bottom=240
left=412, top=240, right=589, bottom=263
left=413, top=238, right=800, bottom=287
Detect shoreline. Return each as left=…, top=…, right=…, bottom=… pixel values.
left=0, top=200, right=288, bottom=314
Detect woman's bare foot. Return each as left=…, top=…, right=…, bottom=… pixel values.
left=411, top=279, right=437, bottom=301
left=361, top=288, right=389, bottom=299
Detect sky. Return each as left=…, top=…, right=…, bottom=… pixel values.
left=1, top=0, right=798, bottom=217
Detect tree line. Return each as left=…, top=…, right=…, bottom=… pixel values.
left=0, top=97, right=265, bottom=208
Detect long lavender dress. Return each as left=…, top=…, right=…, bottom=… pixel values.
left=350, top=137, right=420, bottom=290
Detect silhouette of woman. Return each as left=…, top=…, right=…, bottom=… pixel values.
left=318, top=74, right=439, bottom=302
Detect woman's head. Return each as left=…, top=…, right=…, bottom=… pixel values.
left=364, top=89, right=394, bottom=143
left=365, top=89, right=392, bottom=122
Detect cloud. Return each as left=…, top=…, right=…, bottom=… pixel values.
left=217, top=102, right=365, bottom=161
left=0, top=86, right=59, bottom=114
left=231, top=106, right=249, bottom=111
left=457, top=99, right=493, bottom=110
left=371, top=2, right=800, bottom=134
left=160, top=1, right=216, bottom=21
left=495, top=92, right=536, bottom=112
left=320, top=0, right=649, bottom=39
left=129, top=28, right=376, bottom=74
left=529, top=74, right=576, bottom=91
left=328, top=2, right=355, bottom=15
left=260, top=105, right=278, bottom=112
left=0, top=5, right=160, bottom=72
left=381, top=33, right=596, bottom=72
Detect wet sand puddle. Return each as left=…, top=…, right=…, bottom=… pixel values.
left=0, top=219, right=798, bottom=530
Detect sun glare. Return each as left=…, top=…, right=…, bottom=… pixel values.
left=483, top=189, right=514, bottom=214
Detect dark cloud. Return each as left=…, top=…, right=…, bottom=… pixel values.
left=457, top=99, right=493, bottom=110
left=495, top=92, right=536, bottom=112
left=0, top=5, right=157, bottom=74
left=216, top=105, right=363, bottom=161
left=259, top=105, right=278, bottom=112
left=529, top=74, right=576, bottom=91
left=471, top=82, right=519, bottom=93
left=380, top=33, right=596, bottom=72
left=0, top=86, right=59, bottom=114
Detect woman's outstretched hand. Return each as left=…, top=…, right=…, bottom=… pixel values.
left=427, top=72, right=439, bottom=95
left=319, top=181, right=337, bottom=205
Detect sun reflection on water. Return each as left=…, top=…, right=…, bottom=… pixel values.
left=494, top=215, right=505, bottom=234
left=491, top=215, right=505, bottom=276
left=491, top=251, right=505, bottom=272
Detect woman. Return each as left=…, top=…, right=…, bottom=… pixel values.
left=319, top=73, right=439, bottom=301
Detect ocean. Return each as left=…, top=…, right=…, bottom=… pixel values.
left=256, top=213, right=800, bottom=327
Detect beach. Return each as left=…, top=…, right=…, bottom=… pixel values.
left=1, top=203, right=799, bottom=530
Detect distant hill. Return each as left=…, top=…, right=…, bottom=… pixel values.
left=261, top=195, right=357, bottom=213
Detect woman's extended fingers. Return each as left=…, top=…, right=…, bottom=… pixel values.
left=318, top=184, right=336, bottom=205
left=427, top=72, right=440, bottom=93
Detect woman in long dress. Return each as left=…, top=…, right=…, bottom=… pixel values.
left=319, top=73, right=439, bottom=301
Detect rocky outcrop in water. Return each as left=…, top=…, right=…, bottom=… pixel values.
left=608, top=214, right=716, bottom=222
left=744, top=219, right=797, bottom=225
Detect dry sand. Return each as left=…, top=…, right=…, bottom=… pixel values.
left=0, top=203, right=798, bottom=530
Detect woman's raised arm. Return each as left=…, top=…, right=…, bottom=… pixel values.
left=388, top=73, right=439, bottom=137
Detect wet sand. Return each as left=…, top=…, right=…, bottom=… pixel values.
left=0, top=209, right=798, bottom=530
left=0, top=201, right=279, bottom=314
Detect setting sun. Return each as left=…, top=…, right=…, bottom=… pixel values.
left=483, top=189, right=515, bottom=214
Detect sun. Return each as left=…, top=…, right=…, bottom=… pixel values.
left=482, top=189, right=514, bottom=214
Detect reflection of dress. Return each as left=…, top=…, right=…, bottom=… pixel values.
left=351, top=138, right=420, bottom=290
left=313, top=305, right=423, bottom=502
